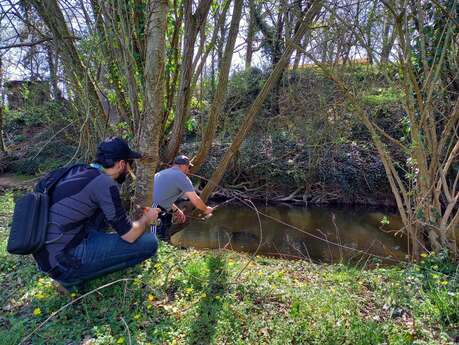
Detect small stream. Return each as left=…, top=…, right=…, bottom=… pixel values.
left=171, top=204, right=408, bottom=265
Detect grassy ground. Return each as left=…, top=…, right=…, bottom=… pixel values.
left=0, top=191, right=458, bottom=345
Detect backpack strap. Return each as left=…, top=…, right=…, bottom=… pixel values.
left=45, top=166, right=74, bottom=193
left=40, top=164, right=90, bottom=195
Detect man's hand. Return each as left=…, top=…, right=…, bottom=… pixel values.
left=122, top=207, right=160, bottom=243
left=143, top=207, right=160, bottom=224
left=203, top=206, right=213, bottom=215
left=173, top=208, right=186, bottom=224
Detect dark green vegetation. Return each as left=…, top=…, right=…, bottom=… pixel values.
left=1, top=192, right=457, bottom=345
left=1, top=98, right=76, bottom=175
left=2, top=66, right=398, bottom=206
left=195, top=65, right=399, bottom=205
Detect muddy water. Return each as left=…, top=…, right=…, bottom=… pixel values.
left=171, top=204, right=408, bottom=264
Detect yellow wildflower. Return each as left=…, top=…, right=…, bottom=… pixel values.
left=33, top=308, right=42, bottom=316
left=147, top=294, right=156, bottom=301
left=116, top=337, right=125, bottom=344
left=35, top=293, right=46, bottom=300
left=134, top=314, right=141, bottom=320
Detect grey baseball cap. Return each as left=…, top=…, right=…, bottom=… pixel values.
left=174, top=154, right=193, bottom=166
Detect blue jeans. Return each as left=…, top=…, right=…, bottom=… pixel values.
left=56, top=230, right=158, bottom=288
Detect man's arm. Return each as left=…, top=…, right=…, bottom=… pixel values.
left=121, top=207, right=160, bottom=243
left=184, top=191, right=213, bottom=214
left=92, top=177, right=160, bottom=243
left=171, top=203, right=186, bottom=223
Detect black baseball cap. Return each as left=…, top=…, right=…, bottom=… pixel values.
left=174, top=154, right=193, bottom=166
left=96, top=137, right=142, bottom=162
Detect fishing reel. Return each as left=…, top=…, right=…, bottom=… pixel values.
left=136, top=204, right=169, bottom=227
left=156, top=205, right=170, bottom=226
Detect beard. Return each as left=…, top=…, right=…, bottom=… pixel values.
left=115, top=168, right=128, bottom=185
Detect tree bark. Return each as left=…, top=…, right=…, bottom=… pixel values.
left=245, top=0, right=256, bottom=69
left=46, top=44, right=62, bottom=100
left=92, top=0, right=136, bottom=127
left=380, top=9, right=395, bottom=63
left=0, top=56, right=5, bottom=152
left=191, top=0, right=231, bottom=89
left=164, top=0, right=212, bottom=162
left=191, top=0, right=244, bottom=171
left=134, top=0, right=169, bottom=207
left=163, top=0, right=184, bottom=142
left=199, top=0, right=324, bottom=202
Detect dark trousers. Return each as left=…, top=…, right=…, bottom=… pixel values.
left=54, top=230, right=158, bottom=288
left=156, top=213, right=173, bottom=241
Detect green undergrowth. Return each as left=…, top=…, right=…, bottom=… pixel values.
left=0, top=192, right=457, bottom=345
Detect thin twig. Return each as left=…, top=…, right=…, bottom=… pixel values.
left=120, top=316, right=132, bottom=345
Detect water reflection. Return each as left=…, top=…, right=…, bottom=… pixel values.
left=171, top=204, right=408, bottom=264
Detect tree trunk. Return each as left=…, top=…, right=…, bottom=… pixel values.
left=245, top=0, right=255, bottom=70
left=134, top=0, right=169, bottom=207
left=164, top=0, right=212, bottom=162
left=46, top=44, right=62, bottom=100
left=91, top=0, right=134, bottom=127
left=191, top=0, right=243, bottom=171
left=191, top=0, right=231, bottom=89
left=0, top=56, right=5, bottom=152
left=0, top=104, right=4, bottom=153
left=163, top=0, right=184, bottom=142
left=30, top=0, right=108, bottom=138
left=216, top=5, right=227, bottom=69
left=199, top=0, right=324, bottom=202
left=380, top=12, right=395, bottom=63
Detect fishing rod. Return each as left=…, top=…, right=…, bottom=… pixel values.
left=135, top=196, right=236, bottom=225
left=187, top=196, right=238, bottom=221
left=188, top=173, right=407, bottom=264
left=135, top=204, right=168, bottom=226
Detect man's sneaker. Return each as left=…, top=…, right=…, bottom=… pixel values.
left=52, top=281, right=72, bottom=295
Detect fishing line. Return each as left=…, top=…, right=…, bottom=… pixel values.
left=189, top=173, right=406, bottom=264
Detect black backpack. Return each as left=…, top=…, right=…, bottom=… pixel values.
left=7, top=164, right=83, bottom=255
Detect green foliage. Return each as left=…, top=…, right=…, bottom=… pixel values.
left=9, top=140, right=75, bottom=176
left=362, top=87, right=403, bottom=106
left=3, top=97, right=81, bottom=176
left=112, top=121, right=133, bottom=141
left=224, top=67, right=265, bottom=114
left=185, top=117, right=198, bottom=134
left=196, top=64, right=405, bottom=204
left=5, top=99, right=63, bottom=128
left=380, top=216, right=390, bottom=225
